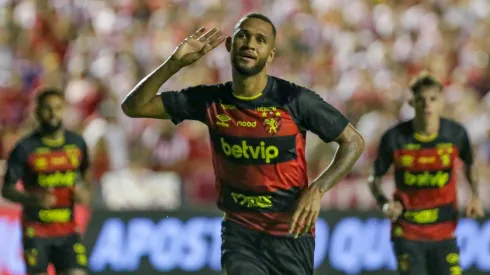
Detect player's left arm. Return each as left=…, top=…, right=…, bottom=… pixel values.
left=311, top=125, right=365, bottom=191
left=458, top=127, right=484, bottom=218
left=294, top=88, right=365, bottom=193
left=74, top=171, right=92, bottom=205
left=289, top=87, right=365, bottom=237
left=459, top=127, right=478, bottom=196
left=74, top=139, right=92, bottom=205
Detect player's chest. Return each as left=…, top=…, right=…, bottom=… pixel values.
left=393, top=142, right=459, bottom=170
left=205, top=103, right=299, bottom=137
left=27, top=145, right=83, bottom=173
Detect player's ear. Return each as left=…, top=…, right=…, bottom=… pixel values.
left=225, top=37, right=232, bottom=53
left=268, top=48, right=276, bottom=63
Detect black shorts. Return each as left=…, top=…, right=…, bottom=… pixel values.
left=23, top=233, right=88, bottom=274
left=221, top=220, right=314, bottom=275
left=393, top=238, right=462, bottom=275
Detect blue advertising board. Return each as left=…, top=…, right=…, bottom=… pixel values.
left=83, top=210, right=490, bottom=275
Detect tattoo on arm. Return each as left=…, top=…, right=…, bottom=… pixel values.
left=312, top=125, right=365, bottom=193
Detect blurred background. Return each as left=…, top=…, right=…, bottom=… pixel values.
left=0, top=0, right=489, bottom=274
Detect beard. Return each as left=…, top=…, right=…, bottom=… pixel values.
left=231, top=55, right=268, bottom=76
left=39, top=120, right=63, bottom=133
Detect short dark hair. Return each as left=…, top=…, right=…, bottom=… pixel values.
left=36, top=88, right=64, bottom=106
left=238, top=13, right=276, bottom=38
left=409, top=72, right=442, bottom=94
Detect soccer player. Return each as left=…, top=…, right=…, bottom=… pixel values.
left=368, top=73, right=485, bottom=275
left=2, top=88, right=91, bottom=275
left=121, top=13, right=365, bottom=275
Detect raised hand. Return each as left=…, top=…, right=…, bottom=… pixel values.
left=170, top=27, right=225, bottom=67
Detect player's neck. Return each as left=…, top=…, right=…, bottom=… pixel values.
left=40, top=129, right=64, bottom=141
left=231, top=71, right=268, bottom=98
left=413, top=116, right=440, bottom=136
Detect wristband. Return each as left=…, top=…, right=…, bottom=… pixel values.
left=382, top=202, right=390, bottom=213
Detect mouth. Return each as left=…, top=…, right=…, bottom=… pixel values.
left=238, top=52, right=256, bottom=61
left=48, top=119, right=61, bottom=126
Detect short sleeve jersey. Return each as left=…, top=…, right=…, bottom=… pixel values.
left=160, top=75, right=349, bottom=235
left=4, top=130, right=89, bottom=237
left=373, top=118, right=473, bottom=240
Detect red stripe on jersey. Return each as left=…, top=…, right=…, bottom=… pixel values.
left=207, top=105, right=300, bottom=138
left=208, top=102, right=310, bottom=235
left=22, top=220, right=77, bottom=237
left=394, top=147, right=459, bottom=172
left=394, top=179, right=458, bottom=209
left=393, top=220, right=456, bottom=241
left=213, top=136, right=308, bottom=193
left=28, top=149, right=83, bottom=173
left=213, top=133, right=308, bottom=235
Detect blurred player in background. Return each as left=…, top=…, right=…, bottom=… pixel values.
left=121, top=13, right=364, bottom=275
left=368, top=73, right=484, bottom=275
left=2, top=88, right=91, bottom=275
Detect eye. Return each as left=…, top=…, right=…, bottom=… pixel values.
left=237, top=32, right=246, bottom=39
left=257, top=37, right=266, bottom=44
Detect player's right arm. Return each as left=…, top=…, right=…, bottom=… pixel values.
left=121, top=27, right=225, bottom=118
left=1, top=143, right=54, bottom=208
left=368, top=131, right=403, bottom=221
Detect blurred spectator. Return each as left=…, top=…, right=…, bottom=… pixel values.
left=142, top=120, right=190, bottom=172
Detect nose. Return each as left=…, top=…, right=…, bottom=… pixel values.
left=244, top=37, right=257, bottom=50
left=45, top=108, right=56, bottom=120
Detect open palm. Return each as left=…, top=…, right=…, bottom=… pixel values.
left=171, top=27, right=225, bottom=67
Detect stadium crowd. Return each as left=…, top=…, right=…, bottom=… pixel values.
left=0, top=0, right=489, bottom=208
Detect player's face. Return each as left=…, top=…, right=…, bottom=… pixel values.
left=37, top=95, right=64, bottom=133
left=412, top=87, right=444, bottom=120
left=227, top=18, right=275, bottom=76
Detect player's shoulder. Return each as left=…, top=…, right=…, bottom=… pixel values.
left=439, top=117, right=468, bottom=138
left=9, top=131, right=41, bottom=155
left=64, top=130, right=87, bottom=146
left=195, top=82, right=230, bottom=92
left=440, top=117, right=466, bottom=132
left=377, top=120, right=414, bottom=144
left=17, top=131, right=40, bottom=144
left=268, top=76, right=317, bottom=103
left=185, top=82, right=231, bottom=100
left=270, top=76, right=308, bottom=95
left=383, top=120, right=412, bottom=136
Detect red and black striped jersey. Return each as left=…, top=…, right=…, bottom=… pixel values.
left=4, top=130, right=89, bottom=237
left=161, top=75, right=349, bottom=236
left=374, top=118, right=473, bottom=241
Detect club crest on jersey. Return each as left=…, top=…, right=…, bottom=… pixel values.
left=263, top=117, right=281, bottom=135
left=260, top=109, right=282, bottom=135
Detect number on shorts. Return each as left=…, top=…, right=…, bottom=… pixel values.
left=73, top=243, right=88, bottom=266
left=24, top=249, right=38, bottom=266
